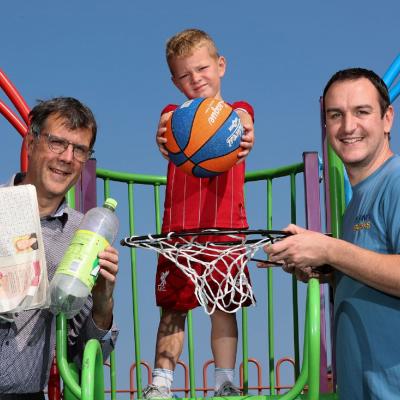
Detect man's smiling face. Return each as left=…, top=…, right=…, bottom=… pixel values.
left=325, top=77, right=394, bottom=184
left=25, top=113, right=93, bottom=201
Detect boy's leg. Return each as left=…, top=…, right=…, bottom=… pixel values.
left=144, top=309, right=187, bottom=399
left=154, top=308, right=187, bottom=370
left=210, top=310, right=238, bottom=368
left=210, top=310, right=241, bottom=395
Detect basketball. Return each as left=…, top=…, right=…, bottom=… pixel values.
left=164, top=97, right=244, bottom=178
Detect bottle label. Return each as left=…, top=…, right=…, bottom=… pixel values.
left=56, top=229, right=110, bottom=290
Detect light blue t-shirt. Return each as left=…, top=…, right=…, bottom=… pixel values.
left=335, top=155, right=400, bottom=399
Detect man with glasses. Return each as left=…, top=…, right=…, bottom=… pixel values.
left=0, top=97, right=119, bottom=398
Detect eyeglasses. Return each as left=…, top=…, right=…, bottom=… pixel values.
left=42, top=133, right=94, bottom=162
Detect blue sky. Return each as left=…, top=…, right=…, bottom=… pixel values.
left=1, top=0, right=400, bottom=394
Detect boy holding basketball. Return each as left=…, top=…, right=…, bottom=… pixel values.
left=143, top=29, right=255, bottom=399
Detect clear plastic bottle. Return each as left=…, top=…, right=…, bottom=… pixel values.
left=50, top=198, right=119, bottom=318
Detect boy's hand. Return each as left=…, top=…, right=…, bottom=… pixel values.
left=235, top=109, right=254, bottom=164
left=156, top=111, right=173, bottom=160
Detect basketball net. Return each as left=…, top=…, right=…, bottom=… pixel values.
left=122, top=229, right=287, bottom=315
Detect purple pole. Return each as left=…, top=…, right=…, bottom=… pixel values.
left=302, top=151, right=329, bottom=393
left=75, top=158, right=97, bottom=213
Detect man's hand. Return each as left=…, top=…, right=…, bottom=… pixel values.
left=156, top=112, right=173, bottom=160
left=92, top=245, right=119, bottom=330
left=263, top=224, right=334, bottom=284
left=235, top=109, right=254, bottom=163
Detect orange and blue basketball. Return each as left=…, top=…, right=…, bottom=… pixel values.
left=164, top=98, right=244, bottom=178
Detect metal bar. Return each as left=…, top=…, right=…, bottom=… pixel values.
left=187, top=310, right=196, bottom=398
left=321, top=97, right=345, bottom=393
left=307, top=279, right=321, bottom=399
left=75, top=158, right=97, bottom=212
left=127, top=182, right=143, bottom=398
left=56, top=315, right=81, bottom=399
left=245, top=163, right=304, bottom=182
left=303, top=152, right=328, bottom=393
left=242, top=307, right=249, bottom=394
left=97, top=168, right=167, bottom=185
left=289, top=173, right=300, bottom=380
left=266, top=178, right=275, bottom=395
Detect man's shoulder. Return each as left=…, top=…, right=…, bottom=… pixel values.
left=381, top=155, right=400, bottom=186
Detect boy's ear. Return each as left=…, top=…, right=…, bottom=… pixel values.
left=218, top=56, right=226, bottom=78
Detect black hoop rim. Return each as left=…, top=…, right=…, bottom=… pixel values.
left=121, top=228, right=290, bottom=247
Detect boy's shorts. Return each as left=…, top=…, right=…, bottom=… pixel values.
left=155, top=234, right=255, bottom=312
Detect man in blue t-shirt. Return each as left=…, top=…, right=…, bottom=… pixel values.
left=264, top=68, right=400, bottom=399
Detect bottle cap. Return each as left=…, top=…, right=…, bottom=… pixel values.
left=104, top=198, right=117, bottom=211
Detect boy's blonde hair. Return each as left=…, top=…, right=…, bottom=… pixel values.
left=166, top=29, right=219, bottom=73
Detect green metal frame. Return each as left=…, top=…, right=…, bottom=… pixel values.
left=56, top=162, right=330, bottom=399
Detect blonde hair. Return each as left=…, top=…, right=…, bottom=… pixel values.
left=166, top=29, right=219, bottom=73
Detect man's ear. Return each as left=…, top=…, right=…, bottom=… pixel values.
left=384, top=104, right=394, bottom=134
left=25, top=132, right=36, bottom=158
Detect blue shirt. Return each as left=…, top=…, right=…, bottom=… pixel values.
left=335, top=155, right=400, bottom=399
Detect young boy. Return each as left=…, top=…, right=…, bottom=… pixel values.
left=143, top=29, right=255, bottom=399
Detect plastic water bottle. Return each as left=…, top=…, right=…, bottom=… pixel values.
left=50, top=198, right=119, bottom=318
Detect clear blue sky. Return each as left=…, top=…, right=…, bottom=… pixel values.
left=1, top=0, right=400, bottom=393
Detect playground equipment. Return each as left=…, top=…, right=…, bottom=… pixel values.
left=2, top=56, right=399, bottom=398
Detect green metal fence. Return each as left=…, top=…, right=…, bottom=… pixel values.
left=57, top=159, right=330, bottom=399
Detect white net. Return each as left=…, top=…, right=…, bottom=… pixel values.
left=122, top=229, right=287, bottom=315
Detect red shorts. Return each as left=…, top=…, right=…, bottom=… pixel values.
left=155, top=234, right=255, bottom=311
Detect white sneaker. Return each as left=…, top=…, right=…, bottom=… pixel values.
left=142, top=384, right=173, bottom=399
left=215, top=381, right=242, bottom=397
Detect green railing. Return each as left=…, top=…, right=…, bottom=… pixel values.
left=57, top=161, right=324, bottom=399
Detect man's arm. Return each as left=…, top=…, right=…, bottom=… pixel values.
left=265, top=224, right=400, bottom=297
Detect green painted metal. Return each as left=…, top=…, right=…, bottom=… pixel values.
left=187, top=310, right=197, bottom=397
left=242, top=307, right=249, bottom=394
left=101, top=178, right=117, bottom=400
left=57, top=315, right=81, bottom=399
left=56, top=315, right=105, bottom=400
left=127, top=181, right=144, bottom=398
left=154, top=184, right=162, bottom=234
left=266, top=178, right=275, bottom=395
left=81, top=339, right=105, bottom=400
left=307, top=279, right=321, bottom=399
left=63, top=363, right=79, bottom=400
left=326, top=146, right=345, bottom=238
left=110, top=345, right=117, bottom=399
left=66, top=186, right=75, bottom=209
left=57, top=160, right=327, bottom=399
left=97, top=168, right=167, bottom=185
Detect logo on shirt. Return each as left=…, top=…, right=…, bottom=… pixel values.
left=352, top=214, right=371, bottom=231
left=158, top=270, right=170, bottom=291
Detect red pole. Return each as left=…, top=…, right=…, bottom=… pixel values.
left=47, top=356, right=61, bottom=400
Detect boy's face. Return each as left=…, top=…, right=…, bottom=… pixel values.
left=170, top=44, right=226, bottom=100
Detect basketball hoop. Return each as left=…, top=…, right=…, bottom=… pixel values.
left=121, top=229, right=289, bottom=314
